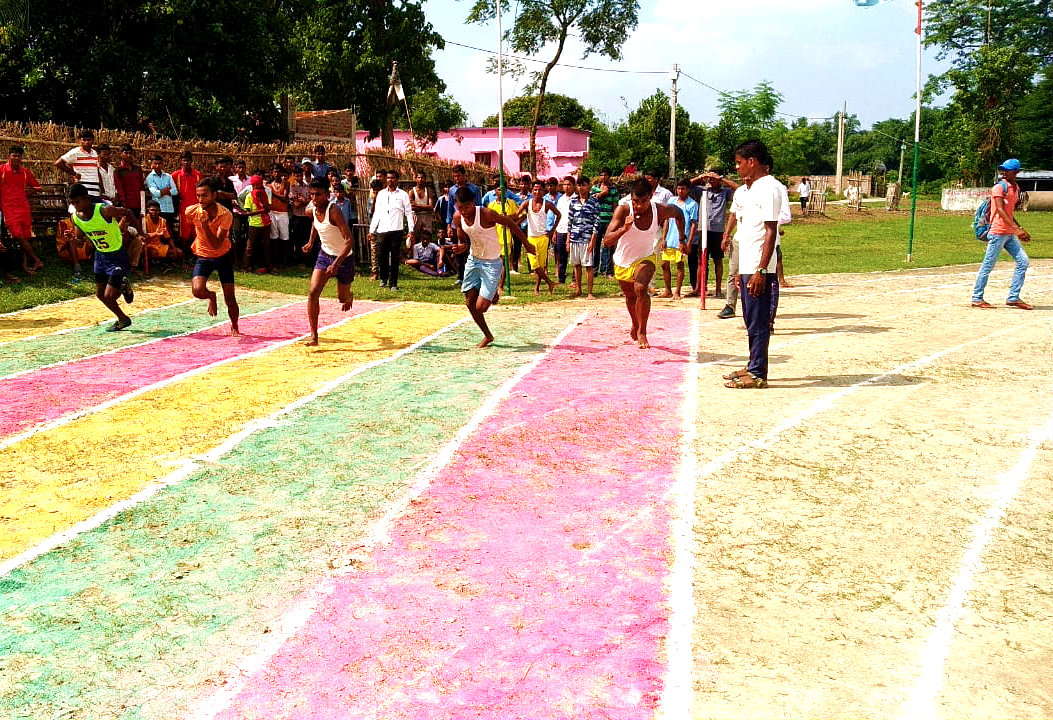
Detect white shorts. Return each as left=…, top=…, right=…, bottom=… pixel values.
left=269, top=212, right=290, bottom=241
left=568, top=242, right=592, bottom=267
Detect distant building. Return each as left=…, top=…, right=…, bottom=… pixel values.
left=355, top=126, right=591, bottom=179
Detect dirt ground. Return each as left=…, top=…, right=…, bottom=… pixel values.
left=652, top=259, right=1053, bottom=719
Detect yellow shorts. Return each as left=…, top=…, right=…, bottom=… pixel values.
left=145, top=242, right=169, bottom=259
left=525, top=235, right=549, bottom=272
left=614, top=257, right=655, bottom=283
left=661, top=247, right=684, bottom=264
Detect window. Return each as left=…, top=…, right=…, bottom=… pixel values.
left=474, top=152, right=492, bottom=167
left=517, top=152, right=531, bottom=173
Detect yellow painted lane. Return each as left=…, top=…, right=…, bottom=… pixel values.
left=0, top=304, right=462, bottom=561
left=0, top=281, right=198, bottom=343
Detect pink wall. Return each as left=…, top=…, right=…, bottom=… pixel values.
left=356, top=126, right=590, bottom=179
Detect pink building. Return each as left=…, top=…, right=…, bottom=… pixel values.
left=355, top=126, right=591, bottom=179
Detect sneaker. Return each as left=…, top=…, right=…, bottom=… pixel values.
left=1006, top=300, right=1033, bottom=310
left=380, top=281, right=388, bottom=288
left=71, top=272, right=83, bottom=285
left=389, top=285, right=399, bottom=291
left=717, top=305, right=735, bottom=319
left=107, top=317, right=132, bottom=332
left=121, top=279, right=134, bottom=304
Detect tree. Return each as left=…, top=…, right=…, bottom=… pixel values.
left=710, top=82, right=783, bottom=168
left=1014, top=64, right=1053, bottom=169
left=482, top=93, right=599, bottom=131
left=924, top=0, right=1053, bottom=66
left=466, top=0, right=639, bottom=173
left=393, top=87, right=467, bottom=149
left=296, top=0, right=444, bottom=147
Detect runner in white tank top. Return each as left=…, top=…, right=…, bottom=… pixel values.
left=304, top=182, right=355, bottom=346
left=452, top=188, right=534, bottom=347
left=519, top=178, right=559, bottom=294
left=603, top=180, right=686, bottom=349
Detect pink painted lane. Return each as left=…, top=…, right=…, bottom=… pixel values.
left=0, top=300, right=382, bottom=439
left=216, top=309, right=693, bottom=720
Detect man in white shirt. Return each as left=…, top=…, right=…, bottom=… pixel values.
left=554, top=176, right=573, bottom=283
left=368, top=169, right=413, bottom=290
left=96, top=144, right=117, bottom=204
left=722, top=140, right=783, bottom=389
left=796, top=177, right=811, bottom=213
left=54, top=130, right=100, bottom=198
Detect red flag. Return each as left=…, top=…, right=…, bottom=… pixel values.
left=916, top=0, right=923, bottom=35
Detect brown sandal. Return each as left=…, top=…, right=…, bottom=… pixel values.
left=724, top=373, right=768, bottom=389
left=722, top=368, right=750, bottom=380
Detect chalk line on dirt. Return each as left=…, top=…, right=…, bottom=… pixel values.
left=186, top=310, right=589, bottom=720
left=0, top=307, right=462, bottom=579
left=0, top=304, right=395, bottom=451
left=902, top=410, right=1053, bottom=720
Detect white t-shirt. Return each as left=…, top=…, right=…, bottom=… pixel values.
left=731, top=174, right=783, bottom=275
left=555, top=194, right=571, bottom=234
left=796, top=181, right=810, bottom=198
left=60, top=147, right=100, bottom=195
left=97, top=164, right=116, bottom=200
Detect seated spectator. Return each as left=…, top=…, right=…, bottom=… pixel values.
left=55, top=217, right=93, bottom=281
left=142, top=199, right=183, bottom=264
left=404, top=229, right=444, bottom=276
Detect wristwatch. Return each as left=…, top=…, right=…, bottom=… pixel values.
left=755, top=267, right=767, bottom=275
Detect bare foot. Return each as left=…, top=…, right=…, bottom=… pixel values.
left=534, top=288, right=540, bottom=296
left=780, top=279, right=794, bottom=288
left=206, top=296, right=218, bottom=317
left=230, top=327, right=240, bottom=337
left=630, top=326, right=638, bottom=341
left=303, top=336, right=319, bottom=347
left=657, top=291, right=672, bottom=299
left=547, top=282, right=555, bottom=295
left=476, top=335, right=494, bottom=349
left=341, top=302, right=352, bottom=311
left=673, top=293, right=681, bottom=300
left=637, top=333, right=650, bottom=349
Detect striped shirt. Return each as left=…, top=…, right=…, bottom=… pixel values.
left=59, top=146, right=100, bottom=196
left=568, top=195, right=600, bottom=244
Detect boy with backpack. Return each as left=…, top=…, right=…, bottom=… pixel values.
left=971, top=158, right=1031, bottom=310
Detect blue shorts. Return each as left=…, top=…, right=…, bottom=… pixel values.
left=193, top=252, right=236, bottom=284
left=461, top=256, right=504, bottom=301
left=315, top=250, right=355, bottom=285
left=93, top=248, right=130, bottom=288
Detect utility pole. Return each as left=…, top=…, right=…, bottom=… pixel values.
left=897, top=141, right=906, bottom=185
left=669, top=64, right=679, bottom=179
left=835, top=101, right=846, bottom=195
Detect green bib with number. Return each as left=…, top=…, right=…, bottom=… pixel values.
left=71, top=203, right=123, bottom=253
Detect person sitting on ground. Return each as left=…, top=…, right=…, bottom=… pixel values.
left=142, top=199, right=183, bottom=265
left=56, top=217, right=93, bottom=281
left=404, top=229, right=445, bottom=276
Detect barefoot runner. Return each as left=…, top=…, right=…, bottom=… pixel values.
left=518, top=178, right=559, bottom=295
left=453, top=186, right=534, bottom=348
left=302, top=179, right=355, bottom=347
left=186, top=178, right=240, bottom=336
left=603, top=178, right=685, bottom=349
left=68, top=183, right=137, bottom=331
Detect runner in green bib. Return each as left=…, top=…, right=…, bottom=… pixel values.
left=69, top=183, right=137, bottom=331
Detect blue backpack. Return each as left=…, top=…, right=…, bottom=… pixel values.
left=973, top=180, right=1009, bottom=242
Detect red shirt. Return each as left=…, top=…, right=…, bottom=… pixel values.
left=114, top=164, right=145, bottom=209
left=172, top=168, right=203, bottom=212
left=0, top=162, right=40, bottom=215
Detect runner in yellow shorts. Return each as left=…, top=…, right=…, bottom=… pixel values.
left=659, top=179, right=698, bottom=299
left=605, top=178, right=686, bottom=349
left=520, top=178, right=560, bottom=295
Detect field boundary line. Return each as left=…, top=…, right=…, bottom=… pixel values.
left=186, top=310, right=589, bottom=720
left=0, top=304, right=397, bottom=451
left=0, top=299, right=314, bottom=382
left=794, top=264, right=1049, bottom=288
left=0, top=305, right=460, bottom=579
left=658, top=308, right=700, bottom=720
left=0, top=298, right=197, bottom=347
left=902, top=410, right=1053, bottom=720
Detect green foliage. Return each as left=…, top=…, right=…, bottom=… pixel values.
left=394, top=87, right=467, bottom=148
left=297, top=0, right=444, bottom=145
left=924, top=0, right=1053, bottom=66
left=482, top=94, right=600, bottom=131
left=1015, top=64, right=1053, bottom=168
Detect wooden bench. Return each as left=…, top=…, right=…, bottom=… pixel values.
left=31, top=183, right=69, bottom=238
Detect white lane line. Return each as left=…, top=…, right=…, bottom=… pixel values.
left=0, top=304, right=399, bottom=451
left=0, top=306, right=459, bottom=580
left=0, top=298, right=197, bottom=347
left=186, top=310, right=589, bottom=720
left=902, top=411, right=1053, bottom=720
left=658, top=308, right=700, bottom=720
left=0, top=300, right=308, bottom=382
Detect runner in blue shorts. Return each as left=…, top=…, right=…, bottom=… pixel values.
left=302, top=179, right=355, bottom=346
left=187, top=178, right=240, bottom=335
left=68, top=183, right=137, bottom=331
left=452, top=186, right=533, bottom=348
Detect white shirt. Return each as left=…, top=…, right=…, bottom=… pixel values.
left=60, top=147, right=99, bottom=195
left=555, top=194, right=571, bottom=233
left=731, top=174, right=783, bottom=275
left=618, top=185, right=675, bottom=207
left=97, top=163, right=116, bottom=200
left=369, top=186, right=412, bottom=234
left=612, top=200, right=661, bottom=268
left=796, top=181, right=810, bottom=198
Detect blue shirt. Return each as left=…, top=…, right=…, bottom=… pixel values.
left=568, top=195, right=600, bottom=244
left=312, top=161, right=335, bottom=180
left=145, top=171, right=178, bottom=214
left=545, top=192, right=562, bottom=231
left=446, top=182, right=482, bottom=226
left=481, top=188, right=519, bottom=207
left=666, top=197, right=698, bottom=248
left=333, top=196, right=352, bottom=225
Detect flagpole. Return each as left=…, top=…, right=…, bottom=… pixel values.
left=907, top=0, right=922, bottom=262
left=496, top=0, right=513, bottom=297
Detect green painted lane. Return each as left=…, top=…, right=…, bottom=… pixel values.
left=0, top=293, right=294, bottom=379
left=0, top=308, right=579, bottom=720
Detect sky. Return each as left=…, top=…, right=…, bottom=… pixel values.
left=421, top=0, right=952, bottom=130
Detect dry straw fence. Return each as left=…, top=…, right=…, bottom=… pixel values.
left=0, top=122, right=492, bottom=185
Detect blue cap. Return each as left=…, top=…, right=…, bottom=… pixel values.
left=998, top=158, right=1021, bottom=172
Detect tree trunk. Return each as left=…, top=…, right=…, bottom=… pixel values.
left=382, top=109, right=395, bottom=149
left=529, top=27, right=568, bottom=174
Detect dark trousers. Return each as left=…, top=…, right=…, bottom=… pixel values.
left=593, top=220, right=610, bottom=272
left=376, top=230, right=404, bottom=287
left=687, top=242, right=699, bottom=289
left=740, top=274, right=776, bottom=380
left=554, top=232, right=569, bottom=283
